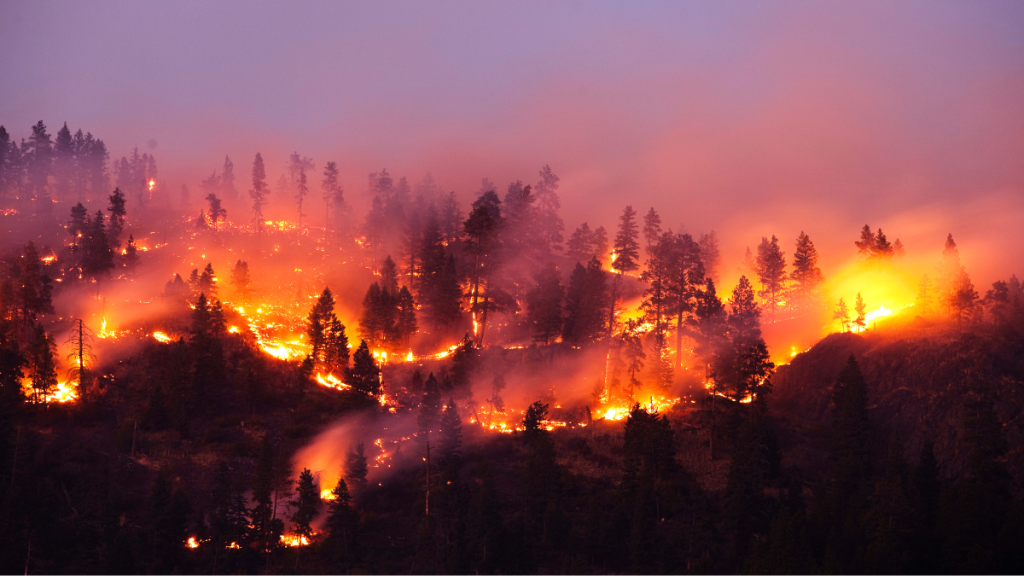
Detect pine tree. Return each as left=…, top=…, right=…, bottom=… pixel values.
left=526, top=262, right=564, bottom=344
left=308, top=288, right=336, bottom=367
left=833, top=298, right=851, bottom=331
left=82, top=211, right=115, bottom=282
left=322, top=161, right=340, bottom=237
left=290, top=468, right=321, bottom=541
left=612, top=205, right=641, bottom=274
left=855, top=224, right=875, bottom=256
left=593, top=225, right=609, bottom=265
left=250, top=435, right=282, bottom=552
left=418, top=374, right=442, bottom=515
left=562, top=258, right=608, bottom=346
left=664, top=233, right=705, bottom=370
left=123, top=234, right=139, bottom=271
left=790, top=231, right=823, bottom=305
left=854, top=293, right=867, bottom=330
left=534, top=164, right=565, bottom=252
left=206, top=192, right=226, bottom=226
left=324, top=478, right=358, bottom=563
left=346, top=341, right=381, bottom=397
left=324, top=317, right=350, bottom=375
left=699, top=231, right=721, bottom=285
left=345, top=443, right=368, bottom=492
left=148, top=465, right=190, bottom=572
left=566, top=222, right=595, bottom=264
left=16, top=242, right=54, bottom=325
left=395, top=286, right=417, bottom=348
left=198, top=263, right=217, bottom=298
left=439, top=397, right=462, bottom=470
left=27, top=324, right=57, bottom=403
left=107, top=187, right=127, bottom=248
left=230, top=259, right=250, bottom=298
left=250, top=153, right=268, bottom=240
left=642, top=208, right=662, bottom=258
left=221, top=155, right=237, bottom=200
left=755, top=235, right=786, bottom=321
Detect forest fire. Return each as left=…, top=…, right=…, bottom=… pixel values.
left=4, top=5, right=1022, bottom=573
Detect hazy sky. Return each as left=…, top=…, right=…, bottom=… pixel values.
left=2, top=0, right=1023, bottom=278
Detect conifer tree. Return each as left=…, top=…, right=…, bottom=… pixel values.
left=562, top=258, right=608, bottom=346
left=206, top=192, right=226, bottom=226
left=566, top=222, right=595, bottom=264
left=230, top=259, right=250, bottom=297
left=308, top=288, right=336, bottom=366
left=439, top=398, right=462, bottom=470
left=755, top=235, right=786, bottom=321
left=833, top=298, right=851, bottom=331
left=790, top=231, right=823, bottom=305
left=345, top=442, right=369, bottom=492
left=642, top=207, right=662, bottom=258
left=855, top=293, right=867, bottom=330
left=221, top=155, right=236, bottom=200
left=250, top=153, right=268, bottom=240
left=290, top=468, right=321, bottom=541
left=322, top=161, right=340, bottom=237
left=107, top=187, right=127, bottom=248
left=16, top=242, right=54, bottom=325
left=699, top=230, right=721, bottom=285
left=593, top=225, right=609, bottom=264
left=526, top=262, right=564, bottom=344
left=612, top=205, right=641, bottom=274
left=346, top=341, right=381, bottom=397
left=324, top=478, right=358, bottom=562
left=27, top=324, right=57, bottom=403
left=123, top=234, right=139, bottom=271
left=82, top=211, right=115, bottom=283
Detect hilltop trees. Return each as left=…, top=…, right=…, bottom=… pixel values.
left=359, top=257, right=417, bottom=351
left=855, top=224, right=904, bottom=265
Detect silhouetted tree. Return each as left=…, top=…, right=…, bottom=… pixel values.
left=107, top=187, right=127, bottom=248
left=346, top=341, right=381, bottom=397
left=562, top=257, right=608, bottom=346
left=206, top=192, right=226, bottom=226
left=790, top=231, right=823, bottom=307
left=755, top=235, right=786, bottom=321
left=526, top=262, right=564, bottom=344
left=345, top=443, right=368, bottom=492
left=250, top=153, right=268, bottom=240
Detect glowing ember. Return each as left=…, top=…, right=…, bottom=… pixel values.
left=186, top=536, right=200, bottom=549
left=152, top=331, right=172, bottom=343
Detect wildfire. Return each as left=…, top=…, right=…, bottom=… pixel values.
left=152, top=331, right=172, bottom=343
left=22, top=378, right=78, bottom=403
left=315, top=372, right=350, bottom=391
left=148, top=179, right=155, bottom=192
left=851, top=304, right=894, bottom=333
left=186, top=536, right=200, bottom=549
left=280, top=533, right=311, bottom=547
left=320, top=488, right=336, bottom=501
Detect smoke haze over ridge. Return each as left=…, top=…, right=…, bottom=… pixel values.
left=2, top=0, right=1022, bottom=282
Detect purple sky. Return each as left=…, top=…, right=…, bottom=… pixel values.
left=2, top=0, right=1023, bottom=279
